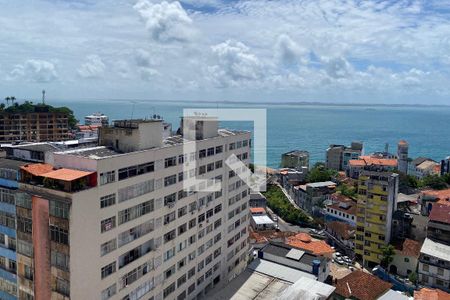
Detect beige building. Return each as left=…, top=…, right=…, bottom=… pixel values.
left=15, top=117, right=251, bottom=300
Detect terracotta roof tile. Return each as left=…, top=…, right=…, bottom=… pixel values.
left=334, top=270, right=392, bottom=300
left=43, top=168, right=94, bottom=181
left=20, top=164, right=54, bottom=176
left=286, top=233, right=334, bottom=256
left=327, top=196, right=357, bottom=216
left=422, top=189, right=450, bottom=203
left=250, top=207, right=266, bottom=214
left=326, top=221, right=355, bottom=240
left=429, top=203, right=450, bottom=224
left=414, top=288, right=450, bottom=300
left=349, top=156, right=398, bottom=168
left=398, top=238, right=422, bottom=258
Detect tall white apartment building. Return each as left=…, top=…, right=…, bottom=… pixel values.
left=17, top=117, right=251, bottom=300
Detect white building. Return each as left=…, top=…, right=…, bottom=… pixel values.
left=418, top=238, right=450, bottom=292
left=85, top=112, right=109, bottom=126
left=17, top=117, right=252, bottom=300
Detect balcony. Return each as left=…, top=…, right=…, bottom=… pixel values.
left=20, top=163, right=97, bottom=193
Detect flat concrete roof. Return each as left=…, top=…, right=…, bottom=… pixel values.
left=252, top=215, right=275, bottom=225
left=420, top=238, right=450, bottom=261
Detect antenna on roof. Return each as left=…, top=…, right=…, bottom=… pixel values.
left=42, top=90, right=46, bottom=104
left=130, top=101, right=136, bottom=120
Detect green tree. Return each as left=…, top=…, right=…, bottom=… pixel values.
left=422, top=175, right=447, bottom=190
left=380, top=244, right=396, bottom=269
left=337, top=184, right=357, bottom=198
left=408, top=271, right=418, bottom=285
left=307, top=163, right=337, bottom=183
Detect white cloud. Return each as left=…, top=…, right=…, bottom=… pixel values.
left=77, top=55, right=106, bottom=78
left=9, top=59, right=58, bottom=82
left=134, top=0, right=195, bottom=43
left=274, top=34, right=308, bottom=65
left=208, top=40, right=263, bottom=87
left=322, top=56, right=353, bottom=79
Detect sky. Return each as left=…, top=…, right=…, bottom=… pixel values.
left=1, top=0, right=450, bottom=104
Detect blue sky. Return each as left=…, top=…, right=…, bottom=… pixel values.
left=1, top=0, right=450, bottom=104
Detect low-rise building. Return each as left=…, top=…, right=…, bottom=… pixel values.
left=420, top=189, right=450, bottom=216
left=389, top=239, right=421, bottom=277
left=249, top=192, right=266, bottom=208
left=280, top=150, right=310, bottom=170
left=414, top=287, right=450, bottom=300
left=418, top=238, right=450, bottom=292
left=428, top=203, right=450, bottom=245
left=251, top=215, right=276, bottom=231
left=293, top=181, right=336, bottom=216
left=326, top=141, right=363, bottom=171
left=409, top=157, right=440, bottom=179
left=84, top=112, right=109, bottom=126
left=325, top=221, right=355, bottom=256
left=333, top=270, right=393, bottom=300
left=259, top=241, right=331, bottom=282
left=286, top=233, right=335, bottom=258
left=325, top=193, right=357, bottom=226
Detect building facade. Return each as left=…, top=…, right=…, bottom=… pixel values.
left=418, top=238, right=450, bottom=292
left=84, top=113, right=109, bottom=127
left=355, top=170, right=399, bottom=268
left=0, top=111, right=69, bottom=142
left=10, top=117, right=252, bottom=300
left=397, top=140, right=409, bottom=174
left=326, top=142, right=363, bottom=171
left=280, top=150, right=309, bottom=170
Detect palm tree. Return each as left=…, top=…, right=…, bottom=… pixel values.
left=10, top=96, right=16, bottom=106
left=4, top=97, right=10, bottom=107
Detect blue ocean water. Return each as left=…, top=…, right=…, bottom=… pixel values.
left=52, top=99, right=450, bottom=169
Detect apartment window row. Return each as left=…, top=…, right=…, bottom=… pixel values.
left=17, top=240, right=33, bottom=257
left=118, top=218, right=154, bottom=247
left=100, top=171, right=116, bottom=185
left=118, top=179, right=154, bottom=203
left=0, top=211, right=15, bottom=229
left=51, top=250, right=70, bottom=271
left=119, top=238, right=154, bottom=269
left=199, top=146, right=223, bottom=159
left=15, top=192, right=32, bottom=209
left=122, top=278, right=154, bottom=300
left=50, top=225, right=69, bottom=245
left=118, top=161, right=154, bottom=181
left=55, top=277, right=70, bottom=297
left=101, top=239, right=117, bottom=256
left=0, top=188, right=14, bottom=205
left=164, top=174, right=177, bottom=187
left=101, top=216, right=116, bottom=233
left=165, top=157, right=177, bottom=168
left=101, top=261, right=116, bottom=279
left=49, top=200, right=70, bottom=219
left=0, top=278, right=17, bottom=297
left=119, top=259, right=153, bottom=290
left=118, top=199, right=154, bottom=225
left=100, top=193, right=116, bottom=209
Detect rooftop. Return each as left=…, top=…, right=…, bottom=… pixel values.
left=420, top=238, right=450, bottom=261
left=334, top=270, right=393, bottom=300
left=283, top=150, right=309, bottom=157
left=262, top=242, right=326, bottom=266
left=250, top=207, right=266, bottom=214
left=378, top=290, right=410, bottom=300
left=4, top=142, right=61, bottom=153
left=414, top=288, right=450, bottom=300
left=396, top=238, right=422, bottom=258
left=0, top=158, right=28, bottom=170
left=326, top=221, right=355, bottom=240
left=349, top=156, right=398, bottom=168
left=252, top=215, right=275, bottom=225
left=307, top=181, right=336, bottom=188
left=286, top=233, right=334, bottom=256
left=327, top=196, right=357, bottom=216
left=421, top=189, right=450, bottom=204
left=429, top=203, right=450, bottom=224
left=417, top=160, right=439, bottom=170
left=412, top=157, right=433, bottom=166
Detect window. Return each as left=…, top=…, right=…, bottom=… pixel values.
left=207, top=163, right=214, bottom=172
left=178, top=206, right=187, bottom=218
left=438, top=267, right=444, bottom=276
left=17, top=240, right=33, bottom=257
left=118, top=179, right=154, bottom=203
left=188, top=283, right=195, bottom=295
left=422, top=264, right=429, bottom=272
left=214, top=204, right=222, bottom=214
left=101, top=239, right=117, bottom=256
left=164, top=175, right=177, bottom=187
left=229, top=143, right=236, bottom=150
left=51, top=251, right=70, bottom=271
left=119, top=239, right=154, bottom=268
left=119, top=162, right=154, bottom=180
left=118, top=260, right=153, bottom=290
left=118, top=200, right=154, bottom=225
left=164, top=230, right=176, bottom=243
left=188, top=267, right=196, bottom=279
left=101, top=262, right=116, bottom=279
left=178, top=257, right=187, bottom=270
left=215, top=160, right=223, bottom=169
left=199, top=149, right=206, bottom=159
left=164, top=193, right=176, bottom=207
left=189, top=218, right=196, bottom=229
left=165, top=265, right=176, bottom=279
left=178, top=274, right=187, bottom=287
left=101, top=216, right=116, bottom=233
left=163, top=282, right=176, bottom=298
left=118, top=218, right=154, bottom=247
left=100, top=171, right=115, bottom=185
left=164, top=247, right=176, bottom=261
left=404, top=257, right=410, bottom=263
left=165, top=157, right=177, bottom=168
left=0, top=211, right=16, bottom=229
left=215, top=145, right=223, bottom=154
left=100, top=194, right=116, bottom=209
left=101, top=284, right=117, bottom=300
left=50, top=225, right=69, bottom=245
left=179, top=154, right=187, bottom=164
left=49, top=200, right=70, bottom=218
left=199, top=166, right=206, bottom=175
left=24, top=265, right=33, bottom=280
left=178, top=223, right=187, bottom=235
left=56, top=278, right=70, bottom=297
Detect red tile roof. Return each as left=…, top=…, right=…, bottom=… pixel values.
left=415, top=288, right=450, bottom=300
left=250, top=207, right=266, bottom=214
left=397, top=238, right=422, bottom=258
left=43, top=168, right=94, bottom=181
left=429, top=203, right=450, bottom=224
left=327, top=196, right=357, bottom=216
left=21, top=164, right=54, bottom=176
left=335, top=270, right=392, bottom=300
left=422, top=189, right=450, bottom=204
left=349, top=156, right=398, bottom=168
left=286, top=233, right=334, bottom=256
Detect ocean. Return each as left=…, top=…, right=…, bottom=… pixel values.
left=51, top=99, right=450, bottom=169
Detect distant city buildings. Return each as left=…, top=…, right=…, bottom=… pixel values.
left=326, top=141, right=363, bottom=171
left=0, top=108, right=69, bottom=142
left=397, top=140, right=409, bottom=174
left=347, top=156, right=397, bottom=179
left=355, top=170, right=399, bottom=268
left=293, top=181, right=336, bottom=216
left=408, top=157, right=440, bottom=179
left=84, top=112, right=109, bottom=126
left=280, top=150, right=309, bottom=170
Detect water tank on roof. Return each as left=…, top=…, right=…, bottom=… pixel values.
left=312, top=259, right=320, bottom=276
